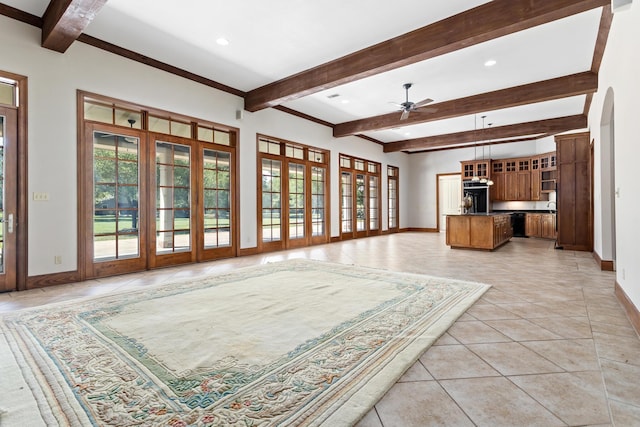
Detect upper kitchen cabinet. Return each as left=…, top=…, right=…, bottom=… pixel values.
left=539, top=151, right=558, bottom=194
left=504, top=157, right=531, bottom=201
left=556, top=132, right=591, bottom=252
left=531, top=156, right=542, bottom=201
left=461, top=160, right=490, bottom=181
left=540, top=152, right=557, bottom=170
left=490, top=161, right=505, bottom=201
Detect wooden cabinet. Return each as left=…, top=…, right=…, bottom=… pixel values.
left=490, top=153, right=555, bottom=202
left=493, top=214, right=513, bottom=248
left=490, top=161, right=505, bottom=201
left=531, top=156, right=542, bottom=201
left=461, top=160, right=490, bottom=181
left=556, top=133, right=591, bottom=251
left=490, top=172, right=505, bottom=201
left=541, top=214, right=557, bottom=239
left=525, top=213, right=557, bottom=239
left=526, top=213, right=542, bottom=237
left=446, top=214, right=512, bottom=250
left=539, top=152, right=557, bottom=170
left=539, top=151, right=557, bottom=194
left=504, top=169, right=531, bottom=201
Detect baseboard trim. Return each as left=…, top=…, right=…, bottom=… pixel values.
left=27, top=270, right=82, bottom=290
left=592, top=251, right=615, bottom=271
left=615, top=281, right=640, bottom=337
left=238, top=247, right=259, bottom=257
left=403, top=227, right=439, bottom=233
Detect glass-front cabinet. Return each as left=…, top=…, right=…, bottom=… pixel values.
left=461, top=160, right=490, bottom=180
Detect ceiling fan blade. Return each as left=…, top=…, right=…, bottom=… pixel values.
left=413, top=98, right=434, bottom=108
left=400, top=110, right=410, bottom=120
left=414, top=106, right=438, bottom=113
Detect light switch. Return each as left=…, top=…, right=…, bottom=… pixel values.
left=33, top=192, right=50, bottom=201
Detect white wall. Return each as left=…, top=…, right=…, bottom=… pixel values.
left=0, top=16, right=411, bottom=276
left=407, top=139, right=554, bottom=229
left=588, top=4, right=640, bottom=310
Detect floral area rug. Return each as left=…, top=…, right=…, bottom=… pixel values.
left=0, top=259, right=489, bottom=426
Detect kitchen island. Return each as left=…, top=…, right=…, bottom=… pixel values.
left=446, top=213, right=513, bottom=250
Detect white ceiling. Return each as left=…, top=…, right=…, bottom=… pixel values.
left=3, top=0, right=603, bottom=150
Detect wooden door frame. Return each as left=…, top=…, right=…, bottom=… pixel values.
left=0, top=71, right=28, bottom=291
left=436, top=172, right=461, bottom=232
left=81, top=123, right=149, bottom=279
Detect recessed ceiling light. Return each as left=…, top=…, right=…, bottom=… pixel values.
left=484, top=59, right=497, bottom=67
left=341, top=99, right=350, bottom=104
left=216, top=38, right=230, bottom=46
left=404, top=132, right=411, bottom=136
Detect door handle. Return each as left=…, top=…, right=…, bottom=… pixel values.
left=7, top=213, right=14, bottom=233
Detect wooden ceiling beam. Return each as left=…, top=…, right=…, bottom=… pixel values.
left=41, top=0, right=108, bottom=53
left=383, top=115, right=587, bottom=153
left=334, top=72, right=597, bottom=137
left=244, top=0, right=609, bottom=112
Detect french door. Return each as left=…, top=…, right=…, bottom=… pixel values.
left=84, top=123, right=237, bottom=278
left=0, top=106, right=17, bottom=291
left=85, top=123, right=148, bottom=278
left=259, top=158, right=318, bottom=250
left=339, top=158, right=381, bottom=240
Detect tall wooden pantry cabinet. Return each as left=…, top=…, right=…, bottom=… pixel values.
left=555, top=132, right=592, bottom=251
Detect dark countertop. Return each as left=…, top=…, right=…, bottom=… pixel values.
left=493, top=210, right=556, bottom=214
left=448, top=212, right=512, bottom=216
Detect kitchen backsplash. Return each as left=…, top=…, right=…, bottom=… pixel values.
left=492, top=192, right=556, bottom=211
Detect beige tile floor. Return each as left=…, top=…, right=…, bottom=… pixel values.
left=2, top=232, right=639, bottom=426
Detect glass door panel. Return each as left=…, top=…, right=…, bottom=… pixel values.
left=155, top=141, right=192, bottom=254
left=341, top=172, right=353, bottom=236
left=311, top=166, right=326, bottom=240
left=369, top=175, right=379, bottom=231
left=356, top=173, right=366, bottom=233
left=388, top=177, right=398, bottom=231
left=288, top=163, right=306, bottom=245
left=93, top=132, right=140, bottom=261
left=261, top=158, right=282, bottom=245
left=202, top=148, right=233, bottom=253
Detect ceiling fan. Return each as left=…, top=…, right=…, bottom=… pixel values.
left=391, top=83, right=437, bottom=120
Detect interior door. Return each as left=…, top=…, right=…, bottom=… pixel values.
left=439, top=174, right=461, bottom=232
left=0, top=106, right=17, bottom=291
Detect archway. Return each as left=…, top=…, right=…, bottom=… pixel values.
left=600, top=87, right=616, bottom=268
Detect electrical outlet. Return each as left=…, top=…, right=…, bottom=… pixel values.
left=33, top=192, right=50, bottom=201
left=54, top=255, right=62, bottom=265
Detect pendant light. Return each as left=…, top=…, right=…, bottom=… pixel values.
left=486, top=118, right=494, bottom=186
left=479, top=115, right=488, bottom=184
left=471, top=114, right=480, bottom=182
